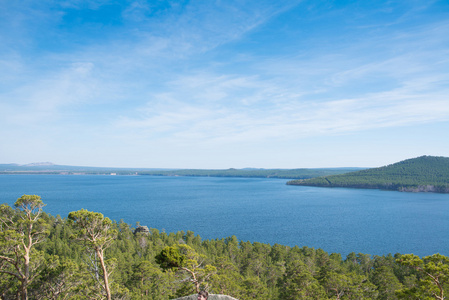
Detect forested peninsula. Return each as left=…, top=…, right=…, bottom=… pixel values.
left=1, top=195, right=449, bottom=300
left=287, top=156, right=449, bottom=193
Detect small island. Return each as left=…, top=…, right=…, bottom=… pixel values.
left=287, top=155, right=449, bottom=193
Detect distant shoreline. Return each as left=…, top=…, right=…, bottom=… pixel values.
left=0, top=166, right=364, bottom=180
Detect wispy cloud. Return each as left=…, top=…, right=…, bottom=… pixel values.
left=1, top=0, right=448, bottom=167
left=112, top=10, right=449, bottom=147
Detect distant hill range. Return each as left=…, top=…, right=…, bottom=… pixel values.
left=287, top=156, right=449, bottom=193
left=0, top=162, right=363, bottom=179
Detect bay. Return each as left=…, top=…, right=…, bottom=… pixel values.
left=0, top=174, right=448, bottom=257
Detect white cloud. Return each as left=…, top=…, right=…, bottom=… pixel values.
left=114, top=66, right=449, bottom=147
left=1, top=0, right=449, bottom=167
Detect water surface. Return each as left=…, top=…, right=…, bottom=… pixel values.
left=1, top=175, right=447, bottom=257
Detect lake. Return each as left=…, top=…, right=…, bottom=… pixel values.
left=1, top=175, right=448, bottom=257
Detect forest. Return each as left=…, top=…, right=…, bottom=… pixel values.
left=1, top=195, right=448, bottom=300
left=287, top=156, right=449, bottom=193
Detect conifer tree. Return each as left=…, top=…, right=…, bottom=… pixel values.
left=156, top=244, right=217, bottom=293
left=68, top=209, right=118, bottom=300
left=397, top=253, right=449, bottom=300
left=0, top=195, right=50, bottom=300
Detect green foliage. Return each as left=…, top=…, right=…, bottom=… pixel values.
left=371, top=266, right=402, bottom=300
left=29, top=255, right=84, bottom=300
left=2, top=195, right=448, bottom=299
left=155, top=246, right=185, bottom=270
left=288, top=156, right=449, bottom=193
left=68, top=209, right=118, bottom=300
left=0, top=195, right=50, bottom=300
left=280, top=259, right=327, bottom=299
left=68, top=209, right=118, bottom=251
left=396, top=254, right=449, bottom=300
left=156, top=244, right=217, bottom=293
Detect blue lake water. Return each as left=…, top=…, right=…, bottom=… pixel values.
left=1, top=175, right=448, bottom=257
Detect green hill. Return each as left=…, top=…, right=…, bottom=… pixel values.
left=287, top=155, right=449, bottom=193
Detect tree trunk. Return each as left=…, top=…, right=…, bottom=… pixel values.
left=181, top=267, right=200, bottom=293
left=21, top=248, right=30, bottom=300
left=20, top=277, right=28, bottom=300
left=97, top=248, right=111, bottom=300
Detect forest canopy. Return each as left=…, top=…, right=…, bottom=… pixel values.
left=1, top=195, right=449, bottom=299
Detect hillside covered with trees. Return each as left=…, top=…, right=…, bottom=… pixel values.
left=287, top=156, right=449, bottom=193
left=1, top=195, right=449, bottom=299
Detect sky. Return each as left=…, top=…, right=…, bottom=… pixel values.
left=1, top=0, right=449, bottom=169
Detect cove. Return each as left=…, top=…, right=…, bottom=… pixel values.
left=0, top=174, right=448, bottom=257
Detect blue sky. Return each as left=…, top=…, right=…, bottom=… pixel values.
left=1, top=0, right=448, bottom=168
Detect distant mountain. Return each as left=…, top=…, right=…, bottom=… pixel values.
left=23, top=162, right=56, bottom=167
left=287, top=156, right=449, bottom=193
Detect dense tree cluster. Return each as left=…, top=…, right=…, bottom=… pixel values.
left=288, top=156, right=449, bottom=193
left=1, top=195, right=449, bottom=299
